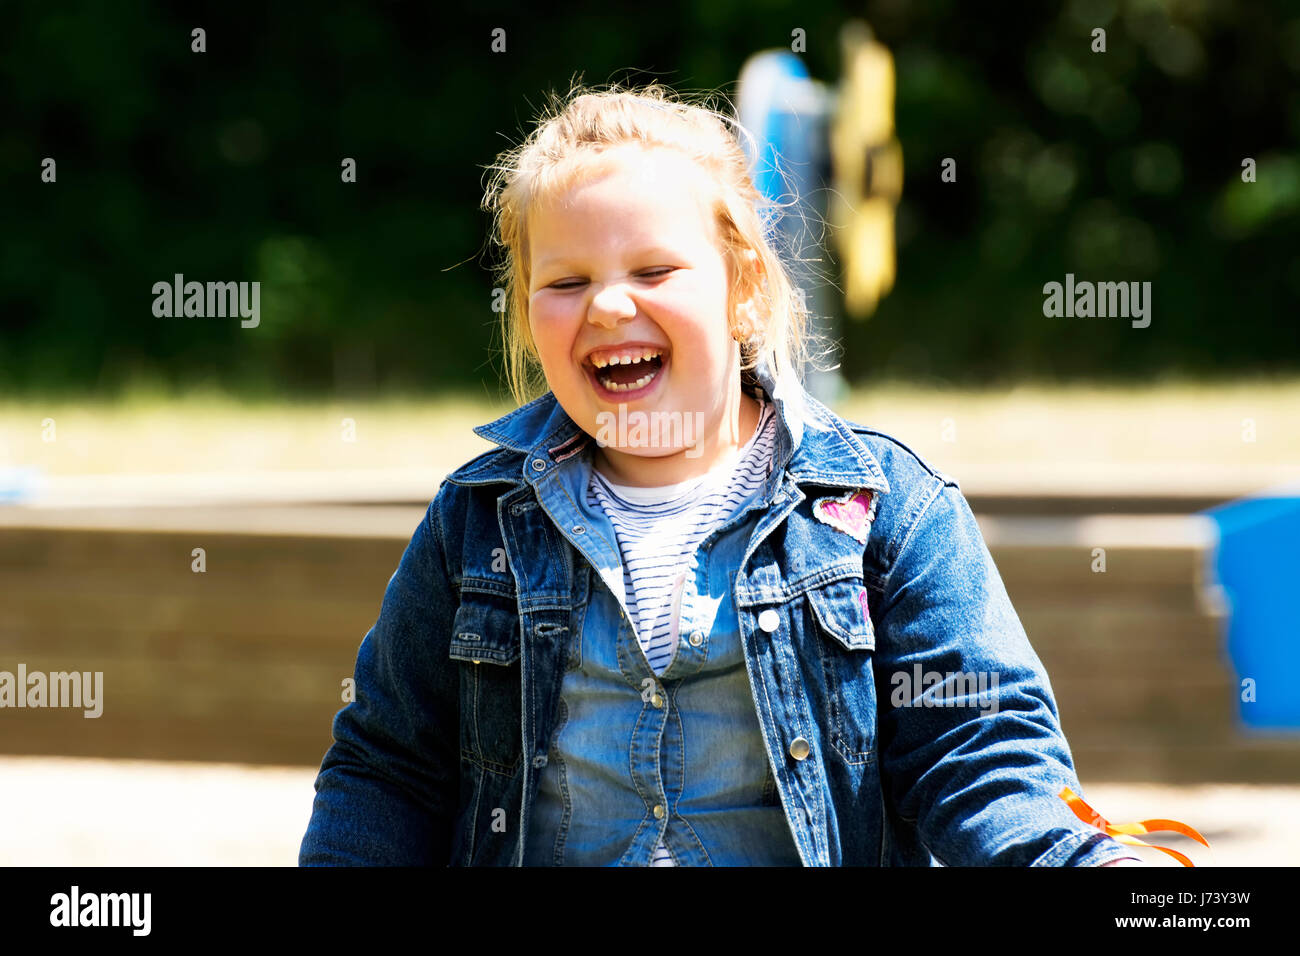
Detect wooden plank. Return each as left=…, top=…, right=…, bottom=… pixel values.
left=2, top=593, right=388, bottom=647
left=0, top=653, right=354, bottom=714
left=0, top=529, right=408, bottom=596
left=0, top=711, right=342, bottom=766
left=1020, top=608, right=1227, bottom=656
left=1072, top=741, right=1300, bottom=784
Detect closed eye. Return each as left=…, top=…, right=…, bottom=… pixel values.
left=550, top=268, right=675, bottom=290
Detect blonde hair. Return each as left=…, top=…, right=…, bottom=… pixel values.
left=481, top=78, right=827, bottom=417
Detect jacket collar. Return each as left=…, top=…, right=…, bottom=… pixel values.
left=451, top=353, right=891, bottom=496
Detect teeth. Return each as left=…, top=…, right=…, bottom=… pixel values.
left=601, top=369, right=658, bottom=392
left=589, top=349, right=662, bottom=369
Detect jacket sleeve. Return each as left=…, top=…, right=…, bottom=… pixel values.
left=872, top=478, right=1136, bottom=866
left=299, top=493, right=460, bottom=865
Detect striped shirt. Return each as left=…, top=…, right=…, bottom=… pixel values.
left=585, top=394, right=778, bottom=865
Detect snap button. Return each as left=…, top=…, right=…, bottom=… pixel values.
left=531, top=459, right=546, bottom=472
left=788, top=736, right=811, bottom=760
left=652, top=804, right=665, bottom=820
left=650, top=693, right=664, bottom=709
left=572, top=524, right=586, bottom=534
left=758, top=609, right=780, bottom=632
left=532, top=754, right=548, bottom=768
left=689, top=631, right=704, bottom=647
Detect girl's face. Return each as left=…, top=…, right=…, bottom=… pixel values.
left=526, top=145, right=761, bottom=487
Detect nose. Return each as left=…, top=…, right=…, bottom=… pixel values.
left=587, top=282, right=638, bottom=329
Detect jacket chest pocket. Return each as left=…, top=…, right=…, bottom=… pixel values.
left=448, top=592, right=523, bottom=776
left=803, top=577, right=878, bottom=766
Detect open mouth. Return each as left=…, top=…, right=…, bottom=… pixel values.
left=584, top=349, right=667, bottom=395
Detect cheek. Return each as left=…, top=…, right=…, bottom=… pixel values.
left=666, top=315, right=732, bottom=375
left=528, top=301, right=577, bottom=364
left=663, top=280, right=731, bottom=357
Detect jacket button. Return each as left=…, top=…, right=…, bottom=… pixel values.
left=650, top=693, right=664, bottom=709
left=572, top=524, right=586, bottom=534
left=653, top=804, right=665, bottom=819
left=758, top=609, right=780, bottom=632
left=531, top=459, right=546, bottom=472
left=788, top=737, right=811, bottom=760
left=532, top=754, right=548, bottom=768
left=689, top=631, right=704, bottom=647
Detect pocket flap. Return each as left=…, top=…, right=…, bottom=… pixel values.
left=448, top=594, right=521, bottom=666
left=807, top=578, right=876, bottom=652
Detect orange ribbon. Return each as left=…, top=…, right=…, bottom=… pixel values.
left=1059, top=786, right=1211, bottom=867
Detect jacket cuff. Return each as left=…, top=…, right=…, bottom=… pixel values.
left=1033, top=830, right=1141, bottom=867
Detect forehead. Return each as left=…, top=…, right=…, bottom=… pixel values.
left=528, top=146, right=719, bottom=252
left=581, top=144, right=703, bottom=189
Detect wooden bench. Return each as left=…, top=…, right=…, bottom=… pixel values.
left=2, top=504, right=1295, bottom=780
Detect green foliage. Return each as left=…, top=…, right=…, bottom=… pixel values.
left=1, top=0, right=1296, bottom=397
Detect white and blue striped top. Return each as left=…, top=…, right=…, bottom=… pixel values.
left=585, top=393, right=778, bottom=865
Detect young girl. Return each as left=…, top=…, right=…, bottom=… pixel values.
left=299, top=83, right=1145, bottom=867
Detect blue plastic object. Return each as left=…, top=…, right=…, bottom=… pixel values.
left=736, top=50, right=845, bottom=406
left=1203, top=491, right=1300, bottom=730
left=737, top=51, right=812, bottom=206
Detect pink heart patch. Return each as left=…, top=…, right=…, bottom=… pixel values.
left=813, top=489, right=877, bottom=544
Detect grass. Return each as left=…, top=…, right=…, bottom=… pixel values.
left=837, top=376, right=1300, bottom=479
left=2, top=377, right=1298, bottom=494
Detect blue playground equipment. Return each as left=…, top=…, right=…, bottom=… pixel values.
left=736, top=24, right=904, bottom=408
left=1203, top=487, right=1300, bottom=731
left=736, top=49, right=845, bottom=406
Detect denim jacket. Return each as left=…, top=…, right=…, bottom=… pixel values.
left=523, top=400, right=803, bottom=865
left=299, top=357, right=1135, bottom=867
